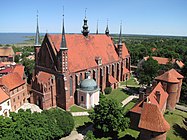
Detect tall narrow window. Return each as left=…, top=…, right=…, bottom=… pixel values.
left=81, top=96, right=84, bottom=101
left=70, top=76, right=73, bottom=96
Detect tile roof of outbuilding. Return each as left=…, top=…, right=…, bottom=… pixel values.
left=0, top=47, right=14, bottom=56
left=0, top=88, right=9, bottom=103
left=155, top=68, right=183, bottom=83
left=138, top=102, right=170, bottom=132
left=0, top=72, right=25, bottom=90
left=130, top=82, right=168, bottom=114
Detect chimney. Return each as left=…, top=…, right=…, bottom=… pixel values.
left=156, top=91, right=161, bottom=104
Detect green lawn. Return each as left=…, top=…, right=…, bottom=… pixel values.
left=123, top=101, right=136, bottom=113
left=73, top=116, right=92, bottom=129
left=105, top=88, right=129, bottom=103
left=165, top=109, right=187, bottom=140
left=121, top=75, right=139, bottom=87
left=69, top=105, right=88, bottom=112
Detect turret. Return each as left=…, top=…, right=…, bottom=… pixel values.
left=34, top=11, right=41, bottom=65
left=105, top=20, right=109, bottom=36
left=82, top=9, right=89, bottom=37
left=58, top=13, right=68, bottom=73
left=117, top=23, right=123, bottom=58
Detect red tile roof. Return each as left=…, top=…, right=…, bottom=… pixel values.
left=144, top=56, right=175, bottom=65
left=109, top=75, right=118, bottom=84
left=0, top=88, right=9, bottom=103
left=138, top=102, right=170, bottom=132
left=12, top=65, right=24, bottom=79
left=36, top=71, right=52, bottom=84
left=48, top=34, right=129, bottom=72
left=0, top=62, right=5, bottom=68
left=155, top=68, right=183, bottom=83
left=175, top=60, right=184, bottom=68
left=0, top=73, right=25, bottom=90
left=0, top=67, right=12, bottom=74
left=130, top=82, right=168, bottom=114
left=0, top=47, right=14, bottom=56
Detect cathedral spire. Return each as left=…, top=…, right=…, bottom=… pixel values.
left=96, top=20, right=98, bottom=34
left=118, top=22, right=123, bottom=58
left=35, top=10, right=41, bottom=46
left=118, top=21, right=122, bottom=46
left=60, top=7, right=67, bottom=50
left=82, top=8, right=89, bottom=37
left=105, top=19, right=109, bottom=36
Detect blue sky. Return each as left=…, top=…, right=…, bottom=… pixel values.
left=0, top=0, right=187, bottom=36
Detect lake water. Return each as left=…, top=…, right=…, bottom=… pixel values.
left=0, top=33, right=35, bottom=44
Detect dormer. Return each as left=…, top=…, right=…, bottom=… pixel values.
left=95, top=56, right=102, bottom=66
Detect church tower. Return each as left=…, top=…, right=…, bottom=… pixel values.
left=34, top=11, right=41, bottom=65
left=58, top=14, right=68, bottom=73
left=117, top=23, right=123, bottom=58
left=105, top=20, right=109, bottom=36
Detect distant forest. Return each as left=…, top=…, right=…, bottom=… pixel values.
left=112, top=34, right=187, bottom=65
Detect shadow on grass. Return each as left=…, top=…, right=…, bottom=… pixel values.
left=77, top=122, right=93, bottom=135
left=122, top=87, right=140, bottom=95
left=118, top=134, right=136, bottom=140
left=173, top=123, right=187, bottom=140
left=93, top=130, right=118, bottom=139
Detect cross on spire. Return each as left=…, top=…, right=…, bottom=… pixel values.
left=60, top=6, right=67, bottom=50
left=105, top=19, right=109, bottom=36
left=35, top=10, right=41, bottom=46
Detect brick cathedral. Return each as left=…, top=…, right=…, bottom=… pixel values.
left=31, top=14, right=131, bottom=110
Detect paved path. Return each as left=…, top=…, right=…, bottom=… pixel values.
left=71, top=112, right=89, bottom=116
left=176, top=104, right=187, bottom=112
left=121, top=95, right=139, bottom=107
left=60, top=131, right=83, bottom=140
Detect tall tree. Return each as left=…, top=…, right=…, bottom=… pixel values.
left=137, top=57, right=160, bottom=85
left=89, top=95, right=130, bottom=133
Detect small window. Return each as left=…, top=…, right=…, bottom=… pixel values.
left=22, top=85, right=24, bottom=89
left=0, top=106, right=2, bottom=111
left=14, top=105, right=16, bottom=110
left=18, top=96, right=19, bottom=100
left=13, top=98, right=15, bottom=102
left=81, top=96, right=84, bottom=102
left=7, top=101, right=9, bottom=106
left=23, top=93, right=25, bottom=96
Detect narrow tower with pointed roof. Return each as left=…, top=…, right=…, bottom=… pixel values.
left=82, top=9, right=89, bottom=37
left=58, top=12, right=68, bottom=73
left=34, top=11, right=41, bottom=66
left=96, top=20, right=98, bottom=34
left=105, top=19, right=109, bottom=36
left=117, top=23, right=123, bottom=58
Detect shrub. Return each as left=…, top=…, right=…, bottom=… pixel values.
left=84, top=130, right=96, bottom=140
left=104, top=87, right=112, bottom=94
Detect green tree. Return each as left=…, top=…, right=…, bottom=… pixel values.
left=89, top=94, right=130, bottom=133
left=84, top=130, right=96, bottom=140
left=137, top=57, right=160, bottom=85
left=104, top=87, right=112, bottom=94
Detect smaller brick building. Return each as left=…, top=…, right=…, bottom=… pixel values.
left=0, top=65, right=28, bottom=112
left=130, top=82, right=170, bottom=140
left=0, top=47, right=15, bottom=62
left=155, top=69, right=183, bottom=110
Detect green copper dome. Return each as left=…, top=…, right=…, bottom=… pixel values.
left=80, top=78, right=98, bottom=91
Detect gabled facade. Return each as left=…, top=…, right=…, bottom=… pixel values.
left=0, top=88, right=11, bottom=116
left=31, top=16, right=131, bottom=110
